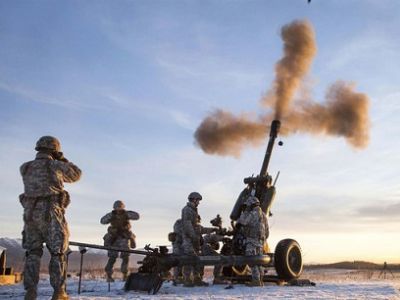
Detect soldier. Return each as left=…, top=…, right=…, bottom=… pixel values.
left=181, top=192, right=215, bottom=287
left=169, top=218, right=183, bottom=285
left=237, top=196, right=267, bottom=287
left=100, top=200, right=139, bottom=282
left=19, top=136, right=82, bottom=300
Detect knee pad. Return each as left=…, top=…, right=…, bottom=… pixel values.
left=26, top=248, right=43, bottom=257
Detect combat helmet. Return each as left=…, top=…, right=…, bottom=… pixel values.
left=113, top=200, right=125, bottom=210
left=188, top=192, right=202, bottom=201
left=35, top=136, right=61, bottom=152
left=245, top=196, right=260, bottom=207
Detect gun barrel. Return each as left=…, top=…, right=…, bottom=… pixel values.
left=69, top=241, right=151, bottom=256
left=150, top=254, right=274, bottom=269
left=259, top=120, right=281, bottom=177
left=195, top=254, right=273, bottom=267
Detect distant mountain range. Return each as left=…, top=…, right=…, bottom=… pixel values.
left=307, top=261, right=400, bottom=270
left=2, top=237, right=398, bottom=274
left=0, top=237, right=140, bottom=273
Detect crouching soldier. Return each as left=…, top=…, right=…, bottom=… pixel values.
left=101, top=200, right=139, bottom=282
left=169, top=218, right=183, bottom=285
left=237, top=196, right=267, bottom=287
left=20, top=136, right=82, bottom=300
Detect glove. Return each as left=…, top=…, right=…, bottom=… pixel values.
left=193, top=239, right=201, bottom=250
left=53, top=151, right=69, bottom=162
left=219, top=228, right=228, bottom=235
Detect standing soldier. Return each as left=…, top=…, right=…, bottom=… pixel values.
left=20, top=136, right=82, bottom=300
left=169, top=219, right=183, bottom=285
left=100, top=200, right=139, bottom=282
left=181, top=192, right=213, bottom=287
left=237, top=196, right=267, bottom=287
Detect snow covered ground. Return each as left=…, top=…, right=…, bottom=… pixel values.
left=1, top=271, right=399, bottom=299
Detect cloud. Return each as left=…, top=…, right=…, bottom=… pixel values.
left=0, top=80, right=105, bottom=111
left=0, top=80, right=197, bottom=132
left=0, top=81, right=73, bottom=108
left=356, top=201, right=400, bottom=219
left=326, top=32, right=398, bottom=71
left=156, top=56, right=265, bottom=91
left=167, top=109, right=196, bottom=131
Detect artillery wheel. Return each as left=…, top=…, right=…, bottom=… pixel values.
left=274, top=239, right=303, bottom=280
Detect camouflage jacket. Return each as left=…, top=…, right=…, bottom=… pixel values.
left=101, top=210, right=140, bottom=238
left=237, top=206, right=266, bottom=241
left=20, top=153, right=81, bottom=197
left=195, top=224, right=216, bottom=236
left=173, top=219, right=183, bottom=245
left=202, top=232, right=224, bottom=252
left=181, top=202, right=199, bottom=241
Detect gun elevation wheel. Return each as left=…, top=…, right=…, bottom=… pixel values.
left=274, top=239, right=303, bottom=280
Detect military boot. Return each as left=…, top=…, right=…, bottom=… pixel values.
left=122, top=273, right=128, bottom=281
left=193, top=276, right=209, bottom=287
left=246, top=279, right=263, bottom=287
left=51, top=289, right=69, bottom=300
left=24, top=288, right=37, bottom=300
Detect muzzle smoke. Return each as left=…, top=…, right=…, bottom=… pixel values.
left=265, top=20, right=317, bottom=119
left=194, top=20, right=370, bottom=156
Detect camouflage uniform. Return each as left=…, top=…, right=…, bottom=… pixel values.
left=182, top=191, right=217, bottom=286
left=20, top=137, right=81, bottom=300
left=100, top=204, right=139, bottom=281
left=171, top=219, right=183, bottom=282
left=181, top=201, right=201, bottom=284
left=237, top=197, right=267, bottom=285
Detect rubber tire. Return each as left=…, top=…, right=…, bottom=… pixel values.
left=274, top=239, right=303, bottom=280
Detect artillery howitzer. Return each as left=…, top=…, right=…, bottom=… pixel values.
left=69, top=241, right=276, bottom=294
left=219, top=119, right=304, bottom=283
left=69, top=119, right=307, bottom=294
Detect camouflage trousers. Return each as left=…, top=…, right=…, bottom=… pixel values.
left=182, top=238, right=202, bottom=281
left=21, top=198, right=69, bottom=293
left=105, top=237, right=131, bottom=276
left=172, top=242, right=183, bottom=280
left=245, top=239, right=264, bottom=281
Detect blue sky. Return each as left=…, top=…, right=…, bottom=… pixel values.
left=1, top=0, right=399, bottom=263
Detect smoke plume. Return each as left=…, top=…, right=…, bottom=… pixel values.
left=194, top=110, right=266, bottom=157
left=264, top=20, right=317, bottom=119
left=194, top=20, right=370, bottom=156
left=281, top=81, right=370, bottom=148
